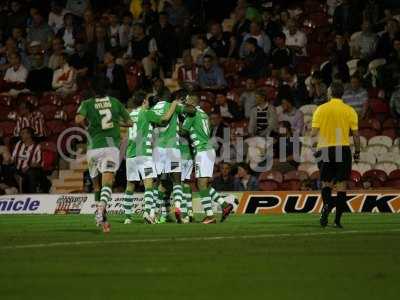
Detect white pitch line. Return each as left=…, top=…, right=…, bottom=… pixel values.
left=1, top=228, right=400, bottom=250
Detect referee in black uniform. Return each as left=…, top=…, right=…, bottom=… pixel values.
left=311, top=82, right=361, bottom=228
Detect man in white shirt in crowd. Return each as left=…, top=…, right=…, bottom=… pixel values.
left=48, top=1, right=68, bottom=34
left=283, top=19, right=307, bottom=56
left=4, top=52, right=28, bottom=85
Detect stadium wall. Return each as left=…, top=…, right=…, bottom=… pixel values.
left=0, top=191, right=399, bottom=215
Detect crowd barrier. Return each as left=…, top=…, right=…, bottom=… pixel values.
left=0, top=191, right=399, bottom=215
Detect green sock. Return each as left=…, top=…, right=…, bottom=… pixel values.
left=172, top=184, right=183, bottom=209
left=123, top=190, right=134, bottom=219
left=100, top=185, right=112, bottom=206
left=158, top=190, right=167, bottom=217
left=199, top=188, right=213, bottom=217
left=144, top=188, right=153, bottom=216
left=209, top=187, right=225, bottom=206
left=94, top=191, right=101, bottom=202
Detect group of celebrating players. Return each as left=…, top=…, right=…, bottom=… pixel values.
left=75, top=77, right=234, bottom=232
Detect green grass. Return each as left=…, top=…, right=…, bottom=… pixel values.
left=0, top=214, right=400, bottom=300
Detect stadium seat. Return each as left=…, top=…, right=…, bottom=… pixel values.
left=41, top=142, right=58, bottom=173
left=352, top=162, right=373, bottom=176
left=46, top=120, right=68, bottom=135
left=63, top=104, right=78, bottom=119
left=384, top=179, right=400, bottom=188
left=374, top=162, right=399, bottom=175
left=368, top=135, right=393, bottom=148
left=0, top=105, right=12, bottom=121
left=67, top=93, right=84, bottom=105
left=259, top=180, right=279, bottom=191
left=389, top=169, right=400, bottom=180
left=381, top=128, right=397, bottom=140
left=362, top=169, right=388, bottom=187
left=259, top=170, right=283, bottom=183
left=359, top=128, right=379, bottom=140
left=359, top=151, right=376, bottom=165
left=350, top=135, right=368, bottom=149
left=298, top=162, right=319, bottom=176
left=359, top=118, right=381, bottom=132
left=376, top=151, right=400, bottom=164
left=284, top=170, right=309, bottom=181
left=19, top=93, right=38, bottom=106
left=348, top=169, right=363, bottom=190
left=0, top=95, right=12, bottom=106
left=280, top=179, right=302, bottom=191
left=366, top=144, right=388, bottom=160
left=0, top=120, right=15, bottom=136
left=365, top=98, right=391, bottom=120
left=382, top=118, right=398, bottom=129
left=40, top=104, right=59, bottom=119
left=309, top=170, right=320, bottom=181
left=40, top=93, right=62, bottom=106
left=299, top=104, right=317, bottom=116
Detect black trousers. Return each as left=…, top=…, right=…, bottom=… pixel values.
left=21, top=168, right=50, bottom=193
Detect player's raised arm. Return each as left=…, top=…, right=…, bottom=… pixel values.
left=160, top=100, right=179, bottom=122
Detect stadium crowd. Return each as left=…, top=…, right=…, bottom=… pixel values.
left=0, top=0, right=399, bottom=195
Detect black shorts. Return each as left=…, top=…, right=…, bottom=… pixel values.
left=318, top=146, right=352, bottom=183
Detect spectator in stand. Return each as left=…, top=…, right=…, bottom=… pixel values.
left=353, top=59, right=372, bottom=89
left=56, top=13, right=78, bottom=54
left=208, top=22, right=232, bottom=59
left=390, top=81, right=400, bottom=119
left=240, top=21, right=271, bottom=58
left=210, top=112, right=229, bottom=156
left=276, top=98, right=304, bottom=136
left=13, top=100, right=46, bottom=139
left=343, top=75, right=369, bottom=117
left=333, top=0, right=360, bottom=34
left=48, top=1, right=68, bottom=34
left=249, top=90, right=278, bottom=137
left=375, top=18, right=399, bottom=60
left=11, top=27, right=27, bottom=55
left=27, top=12, right=54, bottom=51
left=165, top=0, right=189, bottom=28
left=151, top=77, right=171, bottom=99
left=0, top=137, right=18, bottom=195
left=26, top=52, right=53, bottom=93
left=177, top=50, right=198, bottom=88
left=213, top=93, right=243, bottom=122
left=308, top=70, right=328, bottom=104
left=149, top=11, right=178, bottom=77
left=89, top=26, right=111, bottom=64
left=5, top=1, right=28, bottom=35
left=70, top=40, right=95, bottom=78
left=52, top=52, right=77, bottom=95
left=12, top=127, right=50, bottom=193
left=3, top=52, right=28, bottom=88
left=232, top=6, right=251, bottom=49
left=333, top=32, right=350, bottom=64
left=321, top=52, right=350, bottom=86
left=271, top=32, right=293, bottom=69
left=212, top=162, right=235, bottom=191
left=262, top=8, right=282, bottom=40
left=107, top=12, right=121, bottom=49
left=240, top=78, right=257, bottom=119
left=126, top=23, right=156, bottom=61
left=48, top=37, right=65, bottom=70
left=197, top=55, right=227, bottom=91
left=283, top=19, right=307, bottom=56
left=239, top=37, right=267, bottom=79
left=119, top=13, right=133, bottom=50
left=233, top=163, right=259, bottom=191
left=278, top=66, right=308, bottom=108
left=142, top=48, right=164, bottom=82
left=104, top=51, right=129, bottom=103
left=352, top=20, right=377, bottom=60
left=192, top=36, right=216, bottom=66
left=82, top=9, right=96, bottom=44
left=66, top=0, right=91, bottom=18
left=140, top=0, right=158, bottom=29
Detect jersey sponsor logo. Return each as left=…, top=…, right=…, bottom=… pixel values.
left=55, top=195, right=88, bottom=214
left=236, top=191, right=400, bottom=214
left=144, top=167, right=153, bottom=177
left=171, top=162, right=180, bottom=170
left=0, top=197, right=40, bottom=212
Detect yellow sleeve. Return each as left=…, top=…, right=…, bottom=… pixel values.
left=349, top=107, right=358, bottom=131
left=311, top=107, right=321, bottom=128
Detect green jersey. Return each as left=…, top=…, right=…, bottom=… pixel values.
left=151, top=101, right=184, bottom=149
left=182, top=107, right=213, bottom=154
left=179, top=136, right=193, bottom=160
left=77, top=96, right=130, bottom=150
left=126, top=107, right=162, bottom=158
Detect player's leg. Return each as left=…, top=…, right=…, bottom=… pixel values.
left=182, top=182, right=194, bottom=223
left=333, top=147, right=352, bottom=228
left=197, top=177, right=216, bottom=224
left=98, top=171, right=114, bottom=233
left=319, top=147, right=335, bottom=227
left=123, top=181, right=135, bottom=224
left=139, top=156, right=159, bottom=224
left=209, top=185, right=234, bottom=222
left=143, top=178, right=155, bottom=224
left=167, top=149, right=183, bottom=223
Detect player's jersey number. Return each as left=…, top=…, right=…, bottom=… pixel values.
left=99, top=109, right=114, bottom=130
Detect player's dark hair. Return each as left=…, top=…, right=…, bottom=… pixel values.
left=21, top=127, right=35, bottom=138
left=148, top=95, right=159, bottom=108
left=331, top=82, right=344, bottom=98
left=130, top=91, right=146, bottom=108
left=91, top=75, right=110, bottom=98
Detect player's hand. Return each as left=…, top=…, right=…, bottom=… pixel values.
left=353, top=151, right=360, bottom=163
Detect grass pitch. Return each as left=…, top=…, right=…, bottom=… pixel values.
left=0, top=214, right=400, bottom=300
